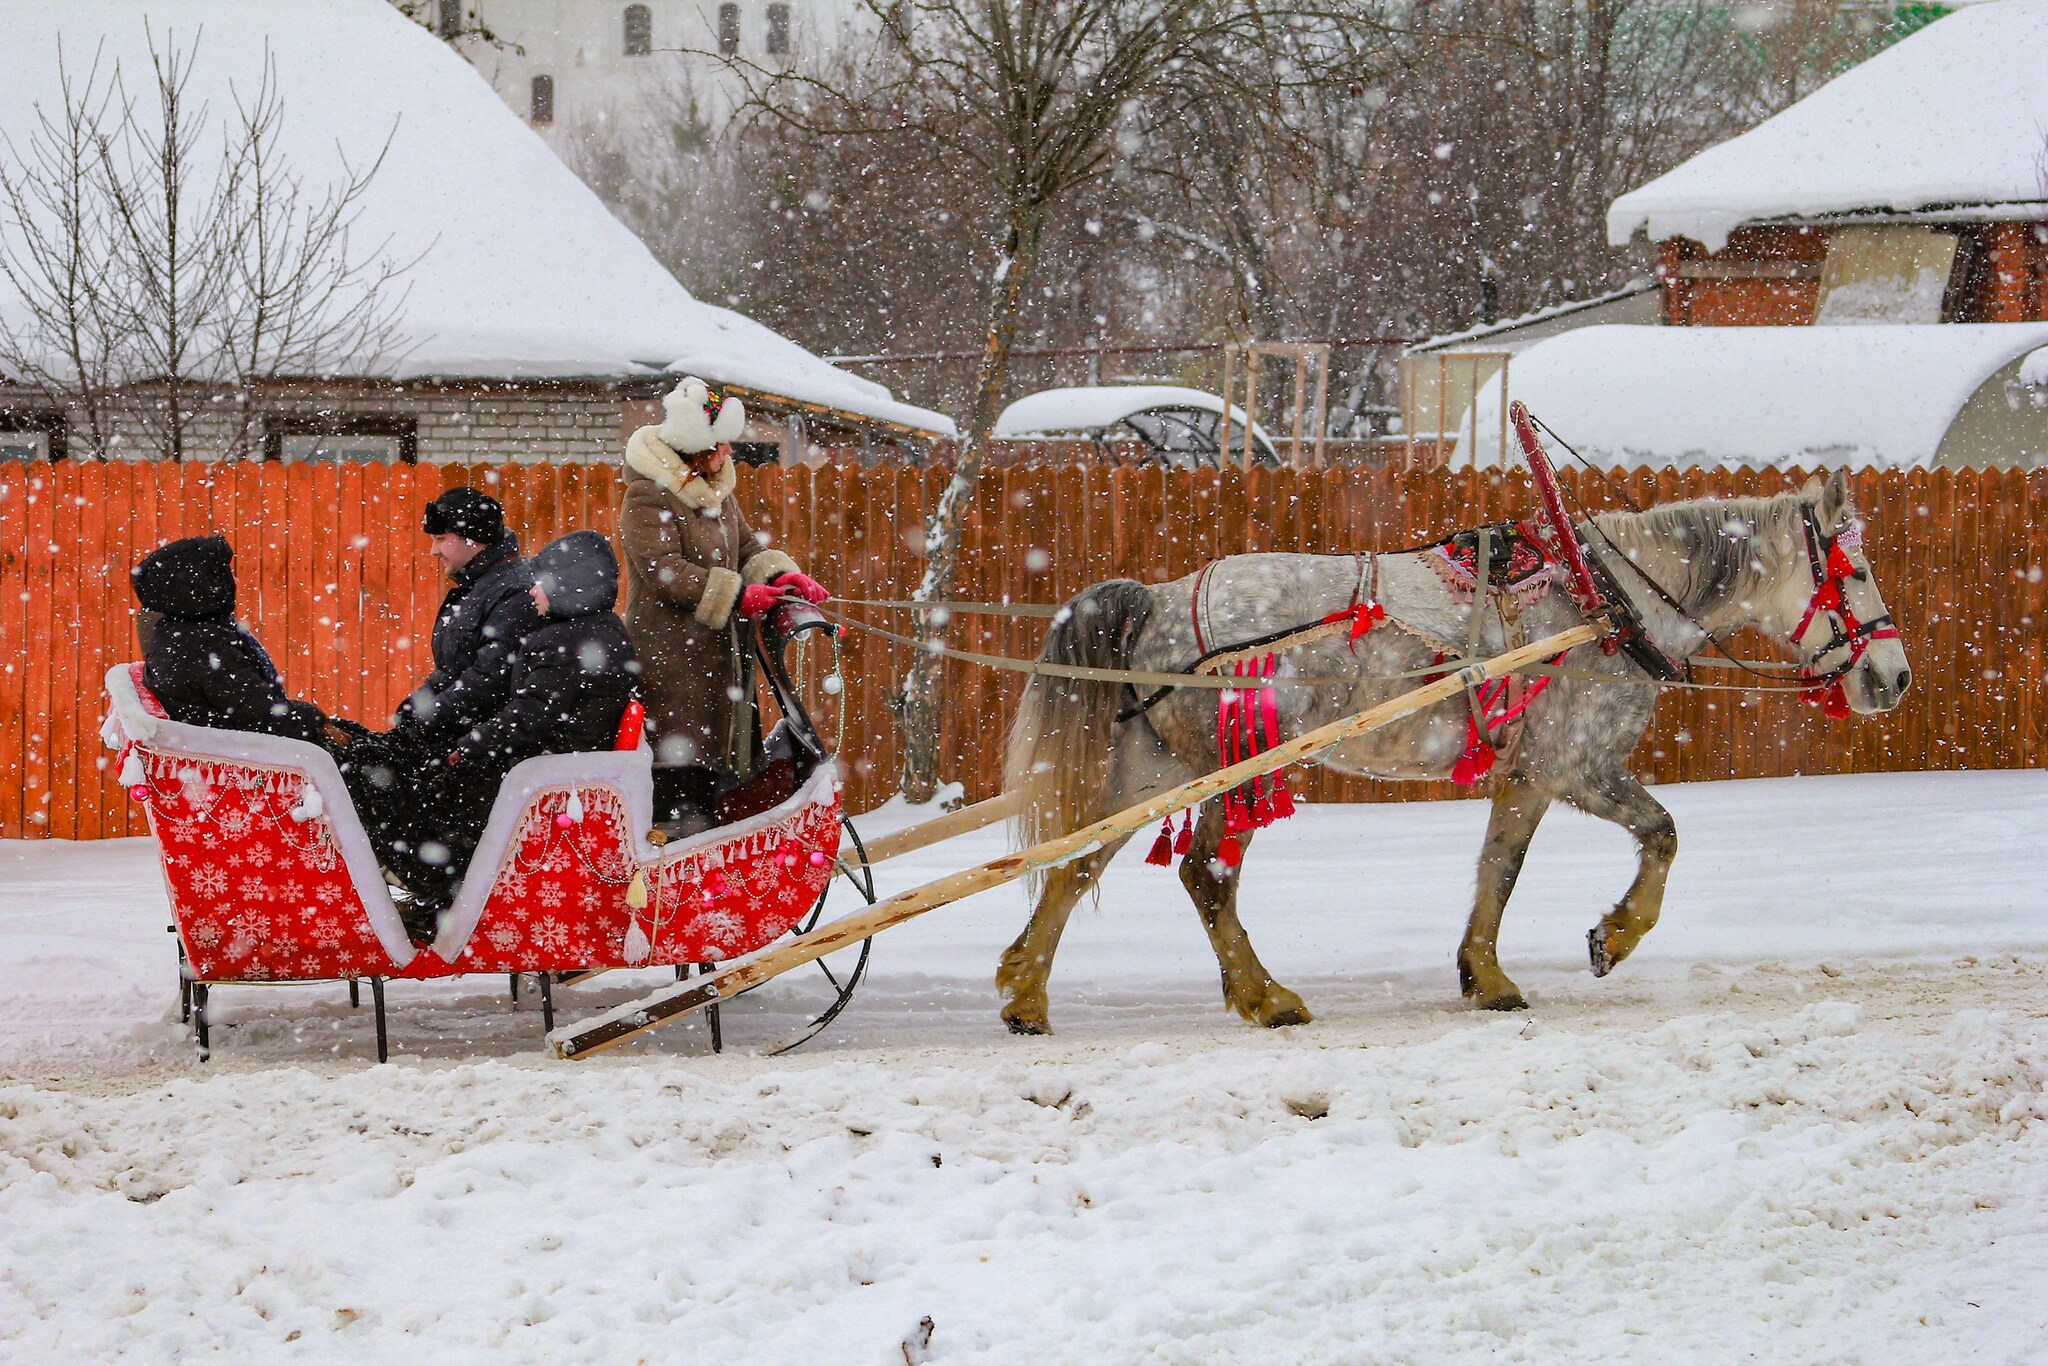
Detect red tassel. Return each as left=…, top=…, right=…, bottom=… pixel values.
left=1217, top=834, right=1242, bottom=868
left=1452, top=741, right=1496, bottom=787
left=1827, top=543, right=1856, bottom=580
left=1173, top=811, right=1193, bottom=855
left=1823, top=682, right=1851, bottom=719
left=1146, top=820, right=1174, bottom=866
left=1224, top=795, right=1252, bottom=834
left=1269, top=781, right=1295, bottom=820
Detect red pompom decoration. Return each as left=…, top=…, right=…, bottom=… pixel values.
left=1826, top=543, right=1856, bottom=580
left=129, top=785, right=149, bottom=802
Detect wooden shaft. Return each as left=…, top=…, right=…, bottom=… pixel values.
left=549, top=623, right=1600, bottom=1060
left=851, top=790, right=1022, bottom=866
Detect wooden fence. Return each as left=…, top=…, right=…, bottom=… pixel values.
left=2, top=459, right=2039, bottom=839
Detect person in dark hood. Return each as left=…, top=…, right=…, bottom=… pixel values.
left=132, top=535, right=418, bottom=895
left=384, top=530, right=641, bottom=914
left=391, top=487, right=537, bottom=748
left=132, top=535, right=342, bottom=747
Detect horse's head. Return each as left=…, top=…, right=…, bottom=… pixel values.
left=1772, top=471, right=1910, bottom=715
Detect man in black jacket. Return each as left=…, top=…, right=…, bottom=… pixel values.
left=392, top=487, right=537, bottom=747
left=132, top=535, right=344, bottom=747
left=387, top=531, right=641, bottom=914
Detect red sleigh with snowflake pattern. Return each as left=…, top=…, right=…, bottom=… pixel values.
left=102, top=603, right=853, bottom=1060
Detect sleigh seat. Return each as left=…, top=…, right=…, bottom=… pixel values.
left=103, top=663, right=842, bottom=1060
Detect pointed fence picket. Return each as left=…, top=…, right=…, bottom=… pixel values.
left=1, top=458, right=2039, bottom=837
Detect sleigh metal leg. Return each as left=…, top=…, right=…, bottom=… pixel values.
left=349, top=978, right=361, bottom=1010
left=539, top=972, right=554, bottom=1034
left=191, top=981, right=210, bottom=1061
left=371, top=977, right=388, bottom=1063
left=509, top=973, right=520, bottom=1004
left=176, top=934, right=192, bottom=1024
left=697, top=963, right=722, bottom=1053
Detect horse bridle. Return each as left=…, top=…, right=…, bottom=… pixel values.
left=1792, top=506, right=1899, bottom=714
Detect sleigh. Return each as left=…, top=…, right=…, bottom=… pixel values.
left=102, top=606, right=870, bottom=1061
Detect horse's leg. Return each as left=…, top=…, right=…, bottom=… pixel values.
left=1568, top=767, right=1679, bottom=977
left=1180, top=800, right=1312, bottom=1028
left=997, top=841, right=1124, bottom=1035
left=1458, top=773, right=1552, bottom=1011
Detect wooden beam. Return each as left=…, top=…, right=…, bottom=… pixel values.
left=548, top=623, right=1602, bottom=1060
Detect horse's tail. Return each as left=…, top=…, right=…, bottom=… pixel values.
left=1005, top=579, right=1155, bottom=865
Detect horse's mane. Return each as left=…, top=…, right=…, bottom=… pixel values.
left=1586, top=488, right=1814, bottom=623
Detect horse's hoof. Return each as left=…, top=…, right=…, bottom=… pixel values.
left=1588, top=925, right=1614, bottom=978
left=1003, top=1012, right=1052, bottom=1036
left=1262, top=1004, right=1314, bottom=1029
left=1469, top=987, right=1528, bottom=1012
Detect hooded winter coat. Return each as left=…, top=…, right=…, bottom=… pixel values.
left=132, top=536, right=328, bottom=744
left=395, top=533, right=538, bottom=743
left=617, top=426, right=801, bottom=782
left=384, top=531, right=644, bottom=910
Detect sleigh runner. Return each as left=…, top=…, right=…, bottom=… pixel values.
left=104, top=611, right=859, bottom=1060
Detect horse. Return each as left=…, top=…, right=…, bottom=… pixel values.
left=997, top=470, right=1910, bottom=1033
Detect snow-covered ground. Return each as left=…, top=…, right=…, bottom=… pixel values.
left=4, top=771, right=2047, bottom=1362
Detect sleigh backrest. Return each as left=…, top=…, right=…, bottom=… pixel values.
left=103, top=664, right=418, bottom=974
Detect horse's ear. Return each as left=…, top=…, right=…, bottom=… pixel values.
left=1818, top=468, right=1852, bottom=531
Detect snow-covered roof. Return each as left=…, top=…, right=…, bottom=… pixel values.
left=994, top=386, right=1266, bottom=439
left=1607, top=0, right=2048, bottom=253
left=2023, top=346, right=2048, bottom=391
left=0, top=0, right=953, bottom=436
left=1408, top=280, right=1660, bottom=355
left=1456, top=323, right=2048, bottom=470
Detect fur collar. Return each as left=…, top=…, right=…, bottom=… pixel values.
left=625, top=425, right=736, bottom=512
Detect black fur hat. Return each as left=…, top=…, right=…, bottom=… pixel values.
left=422, top=487, right=505, bottom=544
left=132, top=534, right=236, bottom=620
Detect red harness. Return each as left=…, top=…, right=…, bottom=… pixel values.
left=1793, top=511, right=1899, bottom=719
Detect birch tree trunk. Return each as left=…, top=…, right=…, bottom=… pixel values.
left=896, top=205, right=1043, bottom=803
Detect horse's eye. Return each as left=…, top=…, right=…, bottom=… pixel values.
left=1852, top=568, right=1868, bottom=582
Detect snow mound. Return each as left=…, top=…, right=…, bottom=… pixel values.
left=1456, top=322, right=2048, bottom=469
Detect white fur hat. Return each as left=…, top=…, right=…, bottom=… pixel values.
left=658, top=376, right=746, bottom=455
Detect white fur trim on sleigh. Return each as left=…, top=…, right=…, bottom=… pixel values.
left=103, top=664, right=418, bottom=970
left=742, top=549, right=801, bottom=588
left=697, top=566, right=742, bottom=628
left=430, top=745, right=658, bottom=962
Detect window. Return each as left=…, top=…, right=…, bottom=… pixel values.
left=718, top=4, right=740, bottom=54
left=624, top=4, right=652, bottom=55
left=266, top=414, right=417, bottom=465
left=1815, top=225, right=1959, bottom=325
left=530, top=74, right=555, bottom=125
left=766, top=3, right=790, bottom=54
left=0, top=408, right=65, bottom=462
left=438, top=0, right=462, bottom=37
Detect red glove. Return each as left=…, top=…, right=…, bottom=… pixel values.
left=773, top=571, right=830, bottom=605
left=739, top=583, right=782, bottom=620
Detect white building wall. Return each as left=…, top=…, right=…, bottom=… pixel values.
left=413, top=0, right=868, bottom=131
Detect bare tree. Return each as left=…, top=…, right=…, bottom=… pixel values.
left=0, top=27, right=411, bottom=462
left=0, top=43, right=126, bottom=458
left=213, top=49, right=412, bottom=459
left=729, top=0, right=1356, bottom=801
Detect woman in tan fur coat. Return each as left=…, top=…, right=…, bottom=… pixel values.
left=619, top=377, right=828, bottom=826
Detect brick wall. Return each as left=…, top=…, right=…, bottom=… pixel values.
left=1659, top=227, right=1826, bottom=326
